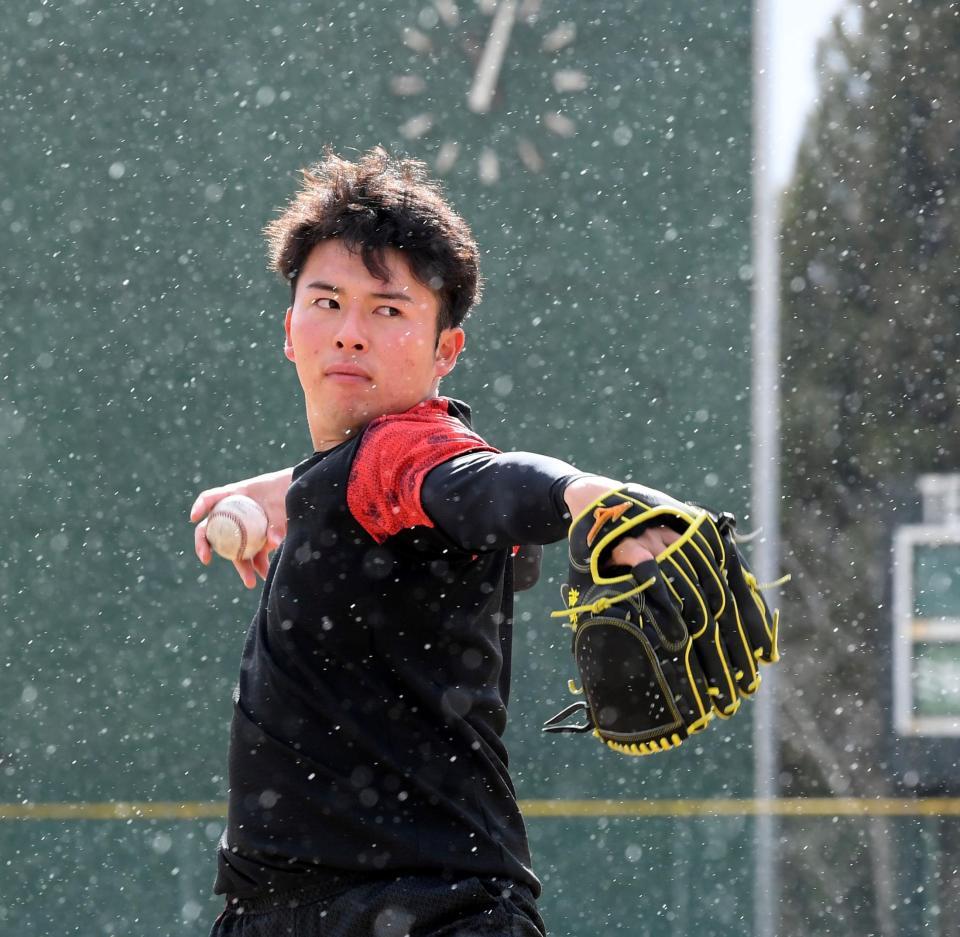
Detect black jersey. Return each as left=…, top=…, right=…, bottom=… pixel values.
left=214, top=397, right=581, bottom=899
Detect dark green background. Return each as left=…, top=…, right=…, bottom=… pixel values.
left=1, top=1, right=758, bottom=933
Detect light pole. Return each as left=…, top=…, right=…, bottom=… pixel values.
left=752, top=1, right=781, bottom=936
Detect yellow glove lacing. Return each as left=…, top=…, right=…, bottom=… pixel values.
left=549, top=576, right=657, bottom=625
left=550, top=506, right=715, bottom=626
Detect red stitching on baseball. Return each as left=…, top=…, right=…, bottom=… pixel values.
left=213, top=510, right=247, bottom=561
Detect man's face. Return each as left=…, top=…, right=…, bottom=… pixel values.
left=284, top=239, right=465, bottom=449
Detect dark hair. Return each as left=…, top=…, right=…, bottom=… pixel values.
left=263, top=146, right=482, bottom=333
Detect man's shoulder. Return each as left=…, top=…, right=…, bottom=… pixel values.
left=355, top=397, right=497, bottom=473
left=359, top=397, right=492, bottom=450
left=347, top=398, right=498, bottom=544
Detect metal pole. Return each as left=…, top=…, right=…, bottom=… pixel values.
left=752, top=1, right=781, bottom=936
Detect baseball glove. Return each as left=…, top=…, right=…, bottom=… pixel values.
left=542, top=484, right=784, bottom=756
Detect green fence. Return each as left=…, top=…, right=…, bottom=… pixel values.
left=0, top=1, right=773, bottom=933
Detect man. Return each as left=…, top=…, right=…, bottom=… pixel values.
left=191, top=147, right=677, bottom=936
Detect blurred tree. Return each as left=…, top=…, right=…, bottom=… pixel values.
left=778, top=2, right=960, bottom=935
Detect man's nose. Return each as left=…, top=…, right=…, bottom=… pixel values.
left=333, top=308, right=367, bottom=352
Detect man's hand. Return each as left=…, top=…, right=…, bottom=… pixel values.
left=563, top=475, right=680, bottom=565
left=190, top=468, right=294, bottom=589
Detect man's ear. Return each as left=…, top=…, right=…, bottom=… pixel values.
left=283, top=307, right=295, bottom=361
left=434, top=327, right=465, bottom=378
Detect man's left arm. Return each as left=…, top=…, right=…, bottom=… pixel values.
left=420, top=452, right=678, bottom=567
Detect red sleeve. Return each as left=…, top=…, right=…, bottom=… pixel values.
left=347, top=398, right=499, bottom=544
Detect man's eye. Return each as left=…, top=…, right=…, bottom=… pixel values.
left=312, top=297, right=339, bottom=309
left=374, top=306, right=402, bottom=317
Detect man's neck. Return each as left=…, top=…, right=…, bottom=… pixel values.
left=307, top=387, right=445, bottom=451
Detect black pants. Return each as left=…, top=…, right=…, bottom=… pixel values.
left=209, top=875, right=547, bottom=937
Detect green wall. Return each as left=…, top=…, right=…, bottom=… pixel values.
left=1, top=1, right=755, bottom=933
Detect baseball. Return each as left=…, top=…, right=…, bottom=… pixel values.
left=206, top=494, right=269, bottom=562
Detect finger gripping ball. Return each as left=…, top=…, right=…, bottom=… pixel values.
left=206, top=495, right=268, bottom=562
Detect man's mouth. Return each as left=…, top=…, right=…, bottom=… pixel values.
left=325, top=363, right=371, bottom=379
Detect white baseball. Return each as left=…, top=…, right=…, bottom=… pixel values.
left=206, top=494, right=269, bottom=562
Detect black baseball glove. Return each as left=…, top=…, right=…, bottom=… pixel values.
left=543, top=484, right=784, bottom=755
